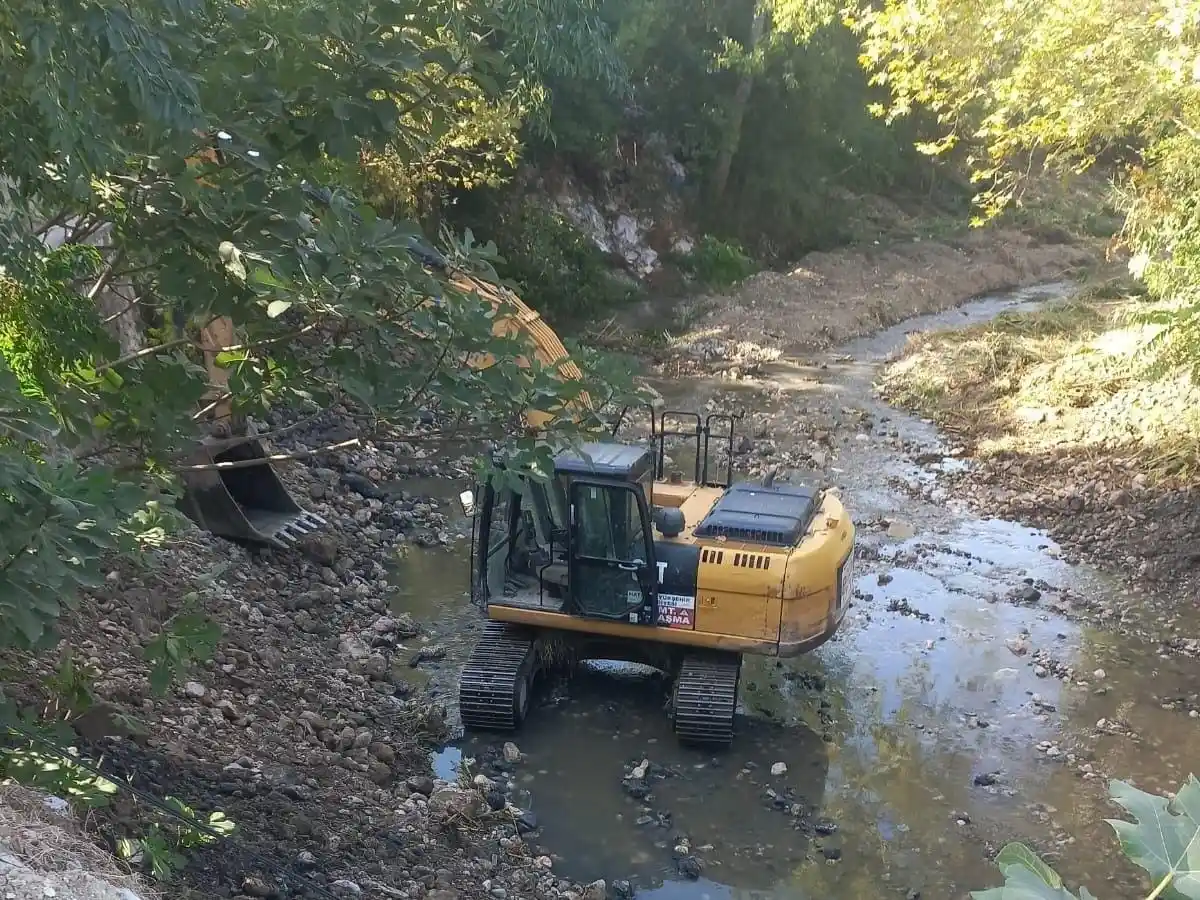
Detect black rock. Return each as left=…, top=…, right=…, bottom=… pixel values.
left=341, top=473, right=385, bottom=499
left=973, top=772, right=1000, bottom=787
left=814, top=818, right=838, bottom=836
left=612, top=880, right=635, bottom=899
left=676, top=856, right=702, bottom=880
left=624, top=779, right=651, bottom=800
left=406, top=775, right=435, bottom=796
left=821, top=845, right=842, bottom=861
left=485, top=789, right=507, bottom=811
left=1013, top=585, right=1042, bottom=604
left=516, top=810, right=539, bottom=834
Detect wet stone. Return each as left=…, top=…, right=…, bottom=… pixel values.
left=676, top=856, right=702, bottom=880
left=623, top=779, right=651, bottom=800
left=407, top=775, right=435, bottom=796
left=516, top=810, right=539, bottom=834
left=814, top=818, right=838, bottom=835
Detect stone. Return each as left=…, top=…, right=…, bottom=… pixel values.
left=183, top=681, right=206, bottom=700
left=502, top=741, right=521, bottom=763
left=770, top=762, right=787, bottom=776
left=369, top=741, right=396, bottom=764
left=407, top=775, right=435, bottom=796
left=298, top=533, right=339, bottom=566
left=429, top=786, right=485, bottom=818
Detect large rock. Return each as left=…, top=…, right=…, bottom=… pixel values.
left=428, top=787, right=485, bottom=819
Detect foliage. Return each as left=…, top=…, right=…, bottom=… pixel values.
left=480, top=200, right=639, bottom=323
left=143, top=605, right=222, bottom=696
left=0, top=0, right=649, bottom=659
left=671, top=234, right=758, bottom=288
left=116, top=796, right=236, bottom=882
left=521, top=0, right=946, bottom=259
left=974, top=776, right=1200, bottom=900
left=850, top=0, right=1200, bottom=372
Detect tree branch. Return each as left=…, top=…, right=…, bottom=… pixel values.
left=178, top=437, right=360, bottom=470
left=86, top=250, right=126, bottom=302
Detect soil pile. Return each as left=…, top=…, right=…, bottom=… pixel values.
left=671, top=229, right=1095, bottom=370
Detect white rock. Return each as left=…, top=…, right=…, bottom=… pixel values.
left=1093, top=668, right=1106, bottom=679
left=183, top=681, right=206, bottom=700
left=770, top=762, right=788, bottom=776
left=502, top=742, right=521, bottom=763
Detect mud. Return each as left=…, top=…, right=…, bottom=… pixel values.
left=399, top=284, right=1199, bottom=900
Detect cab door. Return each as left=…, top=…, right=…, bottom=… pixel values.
left=567, top=479, right=658, bottom=621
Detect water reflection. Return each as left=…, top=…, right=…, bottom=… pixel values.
left=462, top=663, right=831, bottom=896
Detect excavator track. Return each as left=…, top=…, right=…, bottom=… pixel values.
left=459, top=622, right=538, bottom=732
left=672, top=653, right=742, bottom=746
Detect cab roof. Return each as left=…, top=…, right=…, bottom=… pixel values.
left=553, top=442, right=654, bottom=480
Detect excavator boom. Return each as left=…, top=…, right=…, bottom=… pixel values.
left=180, top=235, right=590, bottom=546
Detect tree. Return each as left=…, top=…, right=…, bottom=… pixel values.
left=0, top=0, right=643, bottom=652
left=850, top=0, right=1200, bottom=366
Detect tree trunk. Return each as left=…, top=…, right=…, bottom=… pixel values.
left=709, top=2, right=769, bottom=205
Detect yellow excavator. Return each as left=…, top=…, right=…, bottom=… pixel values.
left=449, top=294, right=856, bottom=747
left=178, top=212, right=855, bottom=747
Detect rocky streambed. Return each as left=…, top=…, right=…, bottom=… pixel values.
left=4, top=248, right=1197, bottom=900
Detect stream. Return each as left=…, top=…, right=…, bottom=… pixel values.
left=389, top=283, right=1198, bottom=899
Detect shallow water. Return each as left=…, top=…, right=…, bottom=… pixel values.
left=392, top=284, right=1200, bottom=899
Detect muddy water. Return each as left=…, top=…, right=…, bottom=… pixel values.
left=390, top=284, right=1200, bottom=899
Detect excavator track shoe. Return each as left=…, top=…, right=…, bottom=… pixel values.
left=673, top=654, right=741, bottom=746
left=459, top=622, right=538, bottom=732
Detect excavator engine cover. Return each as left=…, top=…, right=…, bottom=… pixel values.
left=177, top=437, right=327, bottom=548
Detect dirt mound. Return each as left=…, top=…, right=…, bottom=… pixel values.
left=0, top=786, right=154, bottom=900
left=678, top=229, right=1096, bottom=359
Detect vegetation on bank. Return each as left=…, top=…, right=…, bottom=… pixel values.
left=879, top=279, right=1200, bottom=483
left=853, top=0, right=1200, bottom=376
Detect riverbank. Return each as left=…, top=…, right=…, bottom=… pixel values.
left=878, top=278, right=1200, bottom=648
left=608, top=227, right=1097, bottom=376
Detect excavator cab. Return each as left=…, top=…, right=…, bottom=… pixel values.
left=463, top=442, right=661, bottom=621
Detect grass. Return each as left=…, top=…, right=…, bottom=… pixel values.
left=879, top=279, right=1200, bottom=482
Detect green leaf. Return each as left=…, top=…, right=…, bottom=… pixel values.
left=1107, top=777, right=1200, bottom=899
left=971, top=843, right=1083, bottom=900
left=995, top=843, right=1063, bottom=889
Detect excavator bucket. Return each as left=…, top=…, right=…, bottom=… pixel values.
left=177, top=437, right=327, bottom=548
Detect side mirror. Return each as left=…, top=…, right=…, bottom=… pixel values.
left=457, top=489, right=476, bottom=517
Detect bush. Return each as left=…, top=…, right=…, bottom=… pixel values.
left=486, top=202, right=638, bottom=324
left=975, top=776, right=1200, bottom=900
left=670, top=234, right=758, bottom=289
